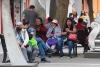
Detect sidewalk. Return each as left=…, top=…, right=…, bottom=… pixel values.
left=0, top=43, right=100, bottom=67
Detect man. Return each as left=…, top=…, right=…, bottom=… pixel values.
left=23, top=20, right=56, bottom=62
left=22, top=5, right=38, bottom=29
left=75, top=18, right=90, bottom=52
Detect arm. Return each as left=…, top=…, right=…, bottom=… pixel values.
left=23, top=31, right=29, bottom=46
left=46, top=28, right=51, bottom=38
left=54, top=27, right=61, bottom=37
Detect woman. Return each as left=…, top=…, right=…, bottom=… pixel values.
left=46, top=19, right=61, bottom=50
left=35, top=17, right=47, bottom=42
left=57, top=18, right=76, bottom=58
left=73, top=11, right=79, bottom=24
left=80, top=10, right=91, bottom=32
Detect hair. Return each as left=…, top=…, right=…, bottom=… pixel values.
left=78, top=18, right=83, bottom=23
left=29, top=5, right=35, bottom=9
left=80, top=10, right=86, bottom=16
left=63, top=18, right=73, bottom=31
left=73, top=12, right=78, bottom=18
left=48, top=17, right=53, bottom=22
left=16, top=27, right=22, bottom=33
left=69, top=13, right=73, bottom=17
left=36, top=17, right=44, bottom=26
left=23, top=20, right=30, bottom=25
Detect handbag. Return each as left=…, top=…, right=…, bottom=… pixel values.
left=68, top=34, right=77, bottom=41
left=47, top=37, right=58, bottom=46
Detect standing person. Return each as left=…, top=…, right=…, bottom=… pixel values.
left=35, top=17, right=47, bottom=42
left=22, top=5, right=38, bottom=36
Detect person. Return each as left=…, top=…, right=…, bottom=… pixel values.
left=45, top=17, right=53, bottom=29
left=73, top=11, right=79, bottom=24
left=22, top=5, right=38, bottom=36
left=46, top=19, right=61, bottom=49
left=15, top=22, right=31, bottom=63
left=35, top=17, right=47, bottom=42
left=75, top=18, right=90, bottom=52
left=28, top=28, right=39, bottom=63
left=57, top=18, right=76, bottom=58
left=24, top=20, right=56, bottom=62
left=80, top=10, right=91, bottom=29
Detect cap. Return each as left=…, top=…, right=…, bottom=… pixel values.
left=52, top=19, right=58, bottom=24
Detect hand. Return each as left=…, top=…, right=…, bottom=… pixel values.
left=50, top=34, right=54, bottom=37
left=20, top=44, right=25, bottom=49
left=66, top=29, right=70, bottom=32
left=37, top=28, right=40, bottom=31
left=62, top=32, right=67, bottom=35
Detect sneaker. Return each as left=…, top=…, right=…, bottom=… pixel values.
left=41, top=58, right=50, bottom=63
left=46, top=48, right=56, bottom=54
left=59, top=54, right=65, bottom=58
left=68, top=55, right=72, bottom=58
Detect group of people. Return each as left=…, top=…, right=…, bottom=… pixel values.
left=14, top=5, right=91, bottom=63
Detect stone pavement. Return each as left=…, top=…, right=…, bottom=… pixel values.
left=0, top=43, right=100, bottom=67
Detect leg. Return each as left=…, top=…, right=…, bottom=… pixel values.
left=31, top=47, right=39, bottom=62
left=26, top=45, right=32, bottom=62
left=38, top=41, right=46, bottom=59
left=36, top=37, right=48, bottom=51
left=21, top=48, right=29, bottom=62
left=67, top=41, right=73, bottom=56
left=57, top=36, right=67, bottom=55
left=51, top=45, right=56, bottom=49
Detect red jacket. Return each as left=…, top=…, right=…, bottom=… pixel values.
left=75, top=23, right=85, bottom=30
left=36, top=25, right=47, bottom=42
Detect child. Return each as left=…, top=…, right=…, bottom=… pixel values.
left=28, top=28, right=39, bottom=63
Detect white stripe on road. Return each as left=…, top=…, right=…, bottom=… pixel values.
left=39, top=63, right=100, bottom=65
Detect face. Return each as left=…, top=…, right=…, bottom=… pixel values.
left=51, top=22, right=56, bottom=27
left=36, top=19, right=41, bottom=25
left=67, top=20, right=72, bottom=26
left=16, top=24, right=23, bottom=28
left=24, top=23, right=30, bottom=29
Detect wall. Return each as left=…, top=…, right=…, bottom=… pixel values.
left=73, top=0, right=82, bottom=16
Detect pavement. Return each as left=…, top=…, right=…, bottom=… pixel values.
left=0, top=43, right=100, bottom=67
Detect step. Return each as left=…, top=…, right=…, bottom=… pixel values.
left=84, top=51, right=100, bottom=58
left=0, top=63, right=38, bottom=67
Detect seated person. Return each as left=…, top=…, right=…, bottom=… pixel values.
left=16, top=25, right=30, bottom=63
left=46, top=19, right=61, bottom=50
left=75, top=18, right=90, bottom=51
left=57, top=18, right=76, bottom=58
left=27, top=27, right=56, bottom=62
left=35, top=17, right=47, bottom=42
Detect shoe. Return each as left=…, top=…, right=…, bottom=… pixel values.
left=68, top=55, right=72, bottom=58
left=48, top=54, right=52, bottom=58
left=41, top=58, right=50, bottom=63
left=27, top=61, right=30, bottom=63
left=46, top=48, right=56, bottom=54
left=59, top=54, right=65, bottom=58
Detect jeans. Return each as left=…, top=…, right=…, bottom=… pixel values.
left=36, top=37, right=49, bottom=59
left=22, top=47, right=30, bottom=62
left=31, top=46, right=39, bottom=61
left=57, top=36, right=73, bottom=55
